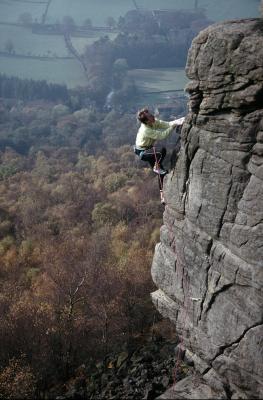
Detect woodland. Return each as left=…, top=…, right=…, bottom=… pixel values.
left=0, top=7, right=209, bottom=398
left=0, top=78, right=168, bottom=398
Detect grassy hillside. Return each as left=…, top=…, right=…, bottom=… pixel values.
left=128, top=68, right=188, bottom=93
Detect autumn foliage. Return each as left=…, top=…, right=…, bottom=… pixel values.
left=0, top=99, right=165, bottom=396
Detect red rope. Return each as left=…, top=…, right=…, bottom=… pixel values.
left=153, top=146, right=164, bottom=202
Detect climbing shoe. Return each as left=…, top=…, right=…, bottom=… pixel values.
left=160, top=190, right=166, bottom=205
left=153, top=165, right=168, bottom=175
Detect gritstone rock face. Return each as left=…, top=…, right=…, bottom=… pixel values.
left=152, top=18, right=263, bottom=400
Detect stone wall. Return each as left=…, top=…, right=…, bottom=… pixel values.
left=151, top=19, right=263, bottom=399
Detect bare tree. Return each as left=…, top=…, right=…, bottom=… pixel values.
left=62, top=16, right=76, bottom=34
left=105, top=16, right=116, bottom=29
left=4, top=39, right=14, bottom=54
left=83, top=18, right=92, bottom=28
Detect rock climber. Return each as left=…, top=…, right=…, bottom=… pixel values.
left=134, top=107, right=185, bottom=204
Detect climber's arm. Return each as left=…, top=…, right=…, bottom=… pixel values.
left=169, top=116, right=185, bottom=126
left=144, top=125, right=175, bottom=141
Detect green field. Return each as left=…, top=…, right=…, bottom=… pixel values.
left=0, top=3, right=118, bottom=84
left=137, top=90, right=187, bottom=108
left=128, top=68, right=188, bottom=107
left=0, top=0, right=44, bottom=23
left=0, top=24, right=117, bottom=56
left=0, top=57, right=187, bottom=92
left=0, top=55, right=86, bottom=88
left=47, top=0, right=132, bottom=26
left=0, top=24, right=68, bottom=56
left=128, top=68, right=188, bottom=93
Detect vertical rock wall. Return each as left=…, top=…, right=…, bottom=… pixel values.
left=151, top=19, right=263, bottom=399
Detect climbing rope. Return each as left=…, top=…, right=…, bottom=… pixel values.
left=153, top=146, right=165, bottom=204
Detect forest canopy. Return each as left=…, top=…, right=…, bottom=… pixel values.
left=0, top=6, right=204, bottom=397
left=0, top=90, right=167, bottom=397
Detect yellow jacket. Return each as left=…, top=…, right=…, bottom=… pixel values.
left=135, top=118, right=183, bottom=149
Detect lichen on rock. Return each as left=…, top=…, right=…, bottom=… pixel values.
left=151, top=18, right=263, bottom=400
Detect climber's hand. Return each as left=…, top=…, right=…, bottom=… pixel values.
left=169, top=116, right=185, bottom=128
left=174, top=116, right=185, bottom=125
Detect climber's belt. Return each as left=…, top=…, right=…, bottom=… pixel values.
left=134, top=146, right=152, bottom=159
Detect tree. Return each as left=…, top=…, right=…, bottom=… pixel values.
left=0, top=356, right=37, bottom=399
left=113, top=58, right=129, bottom=73
left=4, top=39, right=14, bottom=54
left=52, top=104, right=70, bottom=119
left=105, top=16, right=116, bottom=29
left=62, top=16, right=76, bottom=34
left=83, top=18, right=93, bottom=28
left=91, top=202, right=119, bottom=227
left=18, top=12, right=33, bottom=25
left=104, top=172, right=127, bottom=193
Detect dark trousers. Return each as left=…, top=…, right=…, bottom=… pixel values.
left=134, top=147, right=166, bottom=190
left=140, top=147, right=166, bottom=169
